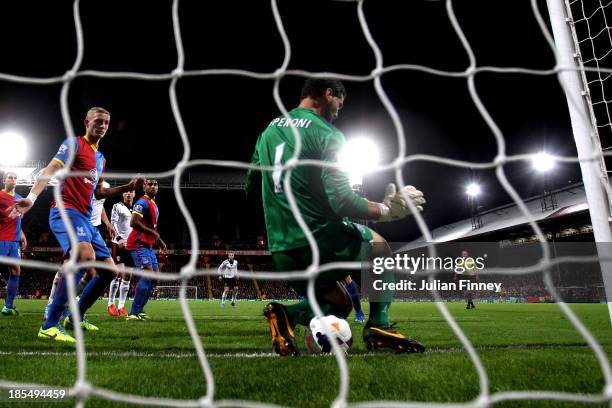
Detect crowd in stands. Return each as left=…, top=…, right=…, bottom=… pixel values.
left=3, top=241, right=606, bottom=303
left=5, top=252, right=302, bottom=301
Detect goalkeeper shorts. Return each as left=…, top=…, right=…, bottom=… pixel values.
left=271, top=221, right=372, bottom=295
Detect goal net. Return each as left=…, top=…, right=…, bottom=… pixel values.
left=567, top=0, right=612, bottom=174
left=155, top=286, right=198, bottom=301
left=0, top=0, right=611, bottom=407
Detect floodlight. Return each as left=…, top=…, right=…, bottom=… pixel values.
left=0, top=132, right=27, bottom=166
left=338, top=137, right=380, bottom=186
left=532, top=152, right=555, bottom=172
left=466, top=183, right=481, bottom=197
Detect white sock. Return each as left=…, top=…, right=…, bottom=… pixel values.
left=47, top=271, right=62, bottom=305
left=108, top=277, right=119, bottom=306
left=221, top=292, right=227, bottom=304
left=232, top=290, right=238, bottom=303
left=118, top=280, right=130, bottom=309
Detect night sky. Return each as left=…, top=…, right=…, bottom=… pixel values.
left=0, top=0, right=586, bottom=243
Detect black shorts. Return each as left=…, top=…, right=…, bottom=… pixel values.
left=113, top=243, right=134, bottom=267
left=96, top=224, right=108, bottom=240
left=223, top=277, right=237, bottom=287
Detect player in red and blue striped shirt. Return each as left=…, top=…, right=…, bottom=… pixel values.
left=126, top=179, right=166, bottom=321
left=0, top=171, right=27, bottom=316
left=14, top=107, right=144, bottom=342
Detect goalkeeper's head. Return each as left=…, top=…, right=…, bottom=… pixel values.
left=300, top=78, right=346, bottom=122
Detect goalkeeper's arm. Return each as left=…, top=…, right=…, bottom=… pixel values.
left=322, top=170, right=424, bottom=222
left=373, top=183, right=425, bottom=222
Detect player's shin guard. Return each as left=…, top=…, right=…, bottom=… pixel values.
left=345, top=280, right=363, bottom=316
left=77, top=271, right=115, bottom=318
left=118, top=279, right=129, bottom=309
left=42, top=269, right=86, bottom=330
left=5, top=274, right=19, bottom=309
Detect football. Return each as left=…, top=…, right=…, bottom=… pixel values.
left=304, top=315, right=353, bottom=354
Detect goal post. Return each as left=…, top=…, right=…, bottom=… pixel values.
left=546, top=0, right=612, bottom=323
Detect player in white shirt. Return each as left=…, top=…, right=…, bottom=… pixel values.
left=45, top=181, right=114, bottom=319
left=218, top=252, right=239, bottom=308
left=107, top=189, right=135, bottom=317
left=91, top=181, right=113, bottom=234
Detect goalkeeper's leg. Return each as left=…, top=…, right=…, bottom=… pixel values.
left=363, top=229, right=425, bottom=353
left=263, top=279, right=351, bottom=357
left=265, top=245, right=353, bottom=356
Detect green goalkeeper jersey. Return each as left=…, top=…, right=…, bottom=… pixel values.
left=247, top=107, right=369, bottom=252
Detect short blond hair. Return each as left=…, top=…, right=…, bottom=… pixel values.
left=87, top=107, right=110, bottom=118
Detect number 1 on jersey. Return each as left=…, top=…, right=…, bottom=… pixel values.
left=272, top=142, right=285, bottom=193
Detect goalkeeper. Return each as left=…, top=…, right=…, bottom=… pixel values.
left=247, top=78, right=426, bottom=355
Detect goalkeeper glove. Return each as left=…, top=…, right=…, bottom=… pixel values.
left=377, top=183, right=425, bottom=222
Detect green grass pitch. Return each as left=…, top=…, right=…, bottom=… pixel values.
left=0, top=300, right=611, bottom=407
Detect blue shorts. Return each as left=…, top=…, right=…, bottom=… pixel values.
left=0, top=241, right=20, bottom=259
left=49, top=208, right=111, bottom=260
left=130, top=247, right=158, bottom=271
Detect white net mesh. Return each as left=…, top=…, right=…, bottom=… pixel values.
left=569, top=0, right=612, bottom=147
left=0, top=0, right=611, bottom=407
